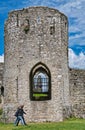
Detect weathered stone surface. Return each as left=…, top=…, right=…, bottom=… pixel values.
left=3, top=6, right=70, bottom=122
left=0, top=6, right=84, bottom=123
left=69, top=69, right=85, bottom=118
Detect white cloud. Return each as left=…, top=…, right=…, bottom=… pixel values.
left=58, top=0, right=85, bottom=47
left=59, top=0, right=83, bottom=15
left=0, top=54, right=4, bottom=63
left=68, top=48, right=85, bottom=69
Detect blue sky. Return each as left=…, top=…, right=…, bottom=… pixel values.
left=0, top=0, right=85, bottom=69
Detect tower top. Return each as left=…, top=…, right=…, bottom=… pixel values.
left=8, top=6, right=67, bottom=20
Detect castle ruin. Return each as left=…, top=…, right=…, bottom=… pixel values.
left=0, top=6, right=85, bottom=123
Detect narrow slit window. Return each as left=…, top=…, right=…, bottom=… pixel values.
left=50, top=26, right=55, bottom=35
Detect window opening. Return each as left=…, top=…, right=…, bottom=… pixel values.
left=37, top=16, right=41, bottom=24
left=33, top=72, right=49, bottom=93
left=30, top=62, right=51, bottom=101
left=24, top=19, right=30, bottom=34
left=50, top=18, right=55, bottom=35
left=50, top=26, right=55, bottom=35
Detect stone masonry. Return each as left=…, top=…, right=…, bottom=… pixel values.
left=3, top=6, right=70, bottom=122
left=0, top=6, right=84, bottom=123
left=69, top=69, right=85, bottom=118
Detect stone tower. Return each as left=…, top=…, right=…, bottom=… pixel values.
left=3, top=6, right=70, bottom=122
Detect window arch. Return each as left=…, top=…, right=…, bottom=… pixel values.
left=30, top=62, right=51, bottom=101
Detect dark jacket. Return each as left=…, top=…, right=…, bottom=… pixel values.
left=14, top=108, right=26, bottom=117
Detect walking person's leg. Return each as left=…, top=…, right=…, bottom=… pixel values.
left=14, top=116, right=20, bottom=126
left=22, top=116, right=27, bottom=125
left=18, top=116, right=25, bottom=125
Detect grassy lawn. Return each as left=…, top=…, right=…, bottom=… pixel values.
left=33, top=93, right=48, bottom=97
left=0, top=118, right=85, bottom=130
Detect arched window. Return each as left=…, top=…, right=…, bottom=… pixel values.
left=30, top=62, right=51, bottom=101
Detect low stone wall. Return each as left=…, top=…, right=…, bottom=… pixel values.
left=69, top=68, right=85, bottom=118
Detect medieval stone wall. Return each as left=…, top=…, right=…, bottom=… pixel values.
left=1, top=64, right=85, bottom=120
left=3, top=6, right=70, bottom=122
left=1, top=61, right=85, bottom=120
left=69, top=69, right=85, bottom=118
left=1, top=7, right=85, bottom=123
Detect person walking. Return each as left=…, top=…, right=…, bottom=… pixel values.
left=14, top=105, right=27, bottom=126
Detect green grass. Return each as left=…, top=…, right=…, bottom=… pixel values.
left=33, top=93, right=48, bottom=97
left=0, top=118, right=85, bottom=130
